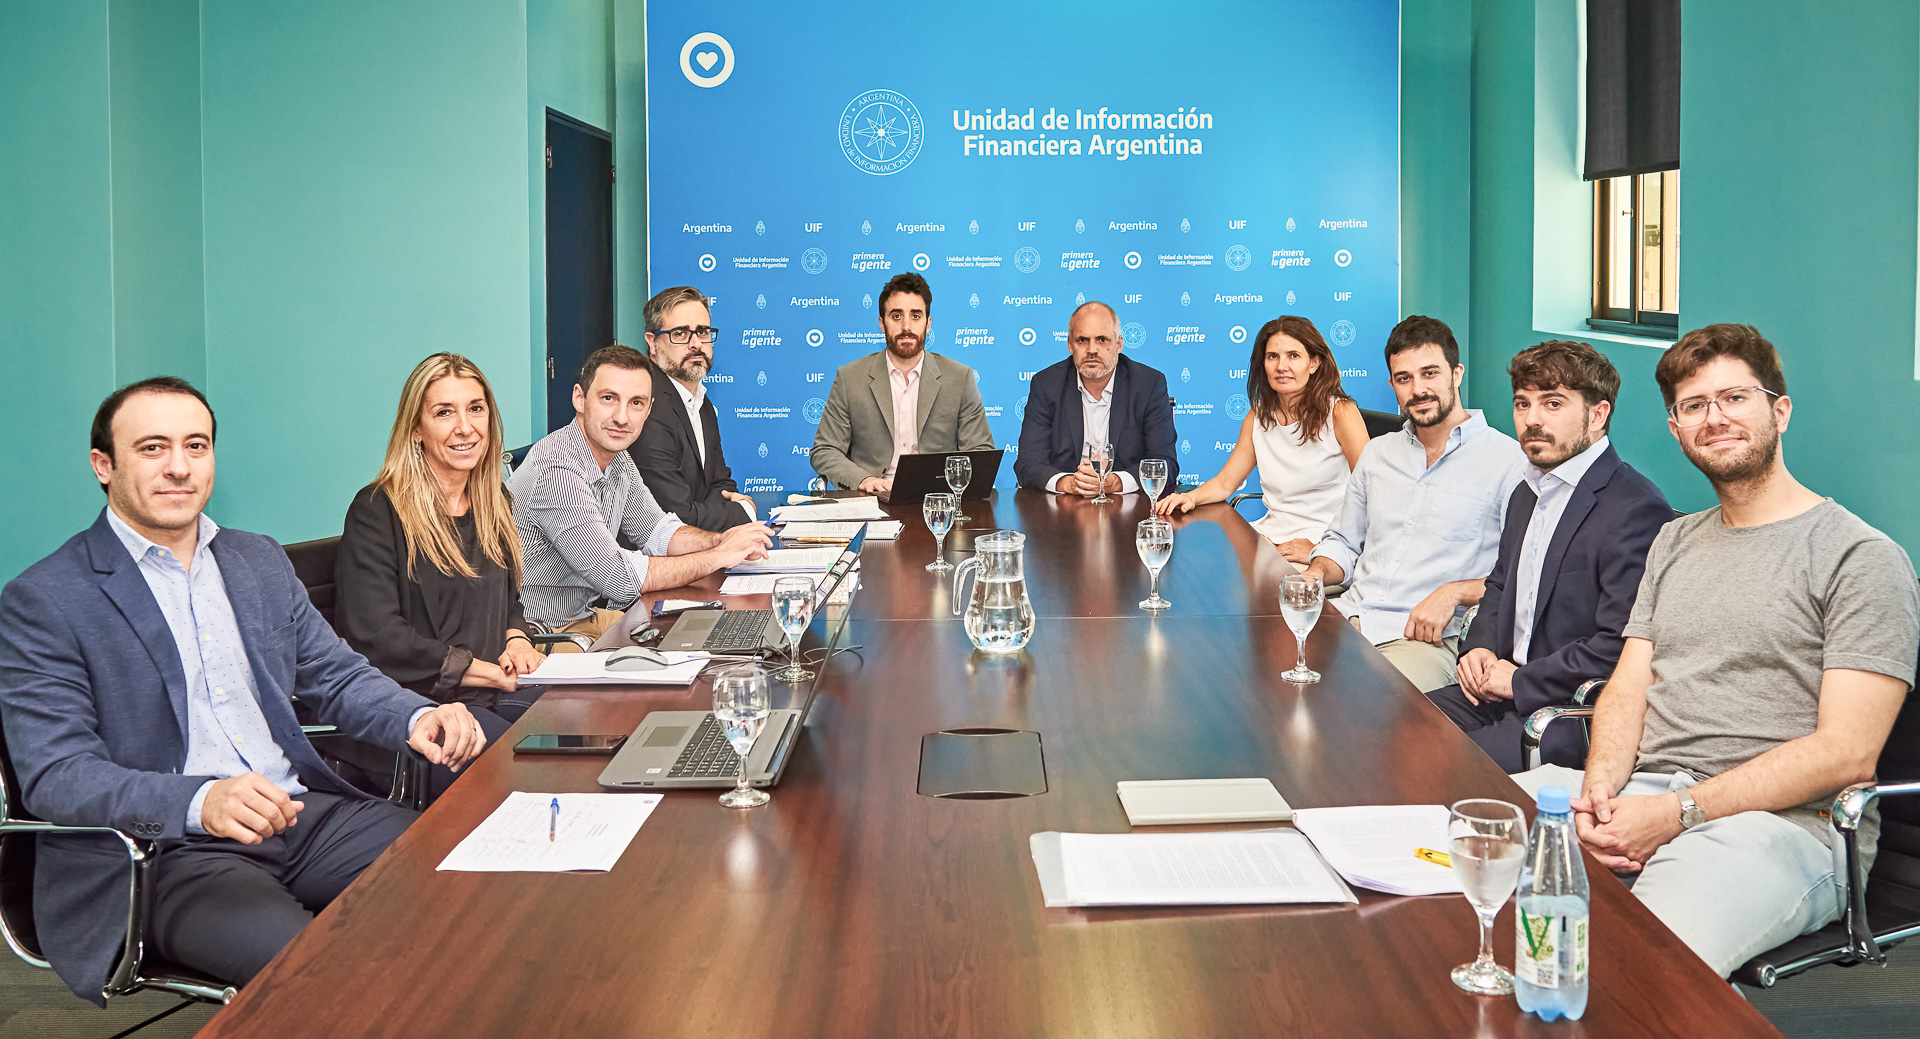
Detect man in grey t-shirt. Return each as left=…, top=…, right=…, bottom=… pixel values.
left=1513, top=324, right=1918, bottom=980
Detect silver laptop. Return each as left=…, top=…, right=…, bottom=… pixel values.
left=597, top=527, right=865, bottom=790
left=656, top=525, right=867, bottom=652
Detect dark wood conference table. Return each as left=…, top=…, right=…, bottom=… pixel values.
left=199, top=491, right=1778, bottom=1038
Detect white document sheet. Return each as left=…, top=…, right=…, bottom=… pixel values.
left=777, top=520, right=903, bottom=541
left=1029, top=830, right=1356, bottom=907
left=516, top=651, right=709, bottom=685
left=436, top=791, right=661, bottom=873
left=770, top=498, right=888, bottom=522
left=725, top=547, right=844, bottom=574
left=719, top=573, right=821, bottom=595
left=1288, top=805, right=1461, bottom=896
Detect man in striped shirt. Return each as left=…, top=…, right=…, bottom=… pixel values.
left=512, top=346, right=771, bottom=642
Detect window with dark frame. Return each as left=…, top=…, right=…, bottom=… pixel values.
left=1586, top=0, right=1679, bottom=339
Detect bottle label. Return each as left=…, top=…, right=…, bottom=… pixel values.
left=1516, top=911, right=1588, bottom=987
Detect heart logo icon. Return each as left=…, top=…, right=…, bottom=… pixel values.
left=696, top=50, right=718, bottom=71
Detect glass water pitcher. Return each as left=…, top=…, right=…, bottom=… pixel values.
left=950, top=530, right=1036, bottom=653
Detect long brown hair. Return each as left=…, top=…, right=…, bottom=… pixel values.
left=372, top=353, right=521, bottom=582
left=1247, top=316, right=1351, bottom=443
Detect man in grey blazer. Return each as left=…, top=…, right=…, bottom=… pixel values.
left=0, top=378, right=484, bottom=1003
left=810, top=272, right=995, bottom=495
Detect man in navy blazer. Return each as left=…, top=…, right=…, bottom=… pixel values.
left=630, top=285, right=756, bottom=532
left=1015, top=301, right=1179, bottom=496
left=0, top=378, right=484, bottom=1003
left=1426, top=342, right=1671, bottom=771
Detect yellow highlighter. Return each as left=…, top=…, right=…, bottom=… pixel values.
left=1414, top=847, right=1452, bottom=868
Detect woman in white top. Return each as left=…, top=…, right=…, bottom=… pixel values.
left=1156, top=316, right=1369, bottom=562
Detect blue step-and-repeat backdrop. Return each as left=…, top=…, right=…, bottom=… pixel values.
left=645, top=0, right=1400, bottom=495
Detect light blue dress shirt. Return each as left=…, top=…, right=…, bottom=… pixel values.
left=106, top=509, right=429, bottom=834
left=1312, top=410, right=1528, bottom=644
left=1510, top=436, right=1610, bottom=664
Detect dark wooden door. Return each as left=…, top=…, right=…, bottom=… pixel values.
left=544, top=109, right=614, bottom=433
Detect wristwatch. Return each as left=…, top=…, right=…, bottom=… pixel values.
left=1677, top=789, right=1706, bottom=830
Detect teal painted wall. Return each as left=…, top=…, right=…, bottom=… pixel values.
left=1457, top=0, right=1920, bottom=552
left=197, top=0, right=533, bottom=539
left=0, top=2, right=118, bottom=581
left=1400, top=0, right=1474, bottom=346
left=528, top=0, right=614, bottom=431
left=613, top=0, right=649, bottom=347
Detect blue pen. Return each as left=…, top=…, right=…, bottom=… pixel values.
left=549, top=797, right=559, bottom=842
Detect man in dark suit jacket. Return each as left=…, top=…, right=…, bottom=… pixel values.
left=629, top=285, right=755, bottom=531
left=1426, top=342, right=1671, bottom=771
left=1015, top=301, right=1179, bottom=496
left=0, top=378, right=484, bottom=1003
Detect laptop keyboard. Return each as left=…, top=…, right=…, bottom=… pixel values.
left=704, top=609, right=774, bottom=651
left=669, top=714, right=747, bottom=778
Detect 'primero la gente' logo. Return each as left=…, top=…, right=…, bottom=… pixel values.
left=838, top=89, right=924, bottom=176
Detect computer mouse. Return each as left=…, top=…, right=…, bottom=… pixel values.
left=605, top=646, right=672, bottom=672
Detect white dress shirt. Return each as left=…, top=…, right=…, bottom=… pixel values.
left=884, top=355, right=925, bottom=480
left=674, top=376, right=708, bottom=466
left=1048, top=375, right=1139, bottom=494
left=1510, top=436, right=1610, bottom=664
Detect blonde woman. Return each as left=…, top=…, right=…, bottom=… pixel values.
left=335, top=354, right=543, bottom=784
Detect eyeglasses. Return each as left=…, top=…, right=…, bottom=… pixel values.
left=651, top=326, right=719, bottom=345
left=1668, top=385, right=1780, bottom=427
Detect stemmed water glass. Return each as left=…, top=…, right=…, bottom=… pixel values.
left=713, top=665, right=772, bottom=809
left=1139, top=458, right=1168, bottom=500
left=1280, top=573, right=1323, bottom=683
left=923, top=492, right=956, bottom=572
left=1088, top=441, right=1115, bottom=504
left=770, top=576, right=815, bottom=683
left=1448, top=799, right=1528, bottom=994
left=1136, top=518, right=1173, bottom=611
left=945, top=455, right=972, bottom=522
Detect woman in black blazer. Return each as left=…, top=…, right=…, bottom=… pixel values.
left=336, top=353, right=544, bottom=791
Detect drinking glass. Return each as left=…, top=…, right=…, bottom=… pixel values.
left=1088, top=442, right=1115, bottom=504
left=1136, top=518, right=1173, bottom=611
left=1279, top=574, right=1323, bottom=683
left=713, top=665, right=772, bottom=809
left=945, top=455, right=972, bottom=522
left=1448, top=799, right=1528, bottom=994
left=1139, top=458, right=1168, bottom=500
left=769, top=576, right=815, bottom=683
left=923, top=492, right=956, bottom=572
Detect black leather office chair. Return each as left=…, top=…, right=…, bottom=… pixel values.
left=282, top=536, right=430, bottom=809
left=0, top=713, right=237, bottom=1006
left=1525, top=661, right=1920, bottom=987
left=1520, top=678, right=1607, bottom=771
left=502, top=444, right=533, bottom=476
left=1359, top=407, right=1402, bottom=439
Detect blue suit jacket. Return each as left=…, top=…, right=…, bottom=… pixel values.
left=1459, top=444, right=1671, bottom=766
left=0, top=511, right=432, bottom=1003
left=1014, top=354, right=1179, bottom=494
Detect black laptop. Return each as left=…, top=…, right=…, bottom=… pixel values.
left=885, top=449, right=1002, bottom=502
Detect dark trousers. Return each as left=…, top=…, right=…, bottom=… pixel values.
left=151, top=791, right=415, bottom=986
left=1424, top=685, right=1529, bottom=774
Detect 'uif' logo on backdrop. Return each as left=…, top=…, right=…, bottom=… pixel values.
left=1329, top=320, right=1357, bottom=348
left=838, top=89, right=924, bottom=176
left=755, top=293, right=767, bottom=309
left=1227, top=394, right=1251, bottom=419
left=801, top=248, right=827, bottom=275
left=756, top=370, right=768, bottom=386
left=1225, top=245, right=1252, bottom=272
left=803, top=398, right=826, bottom=424
left=680, top=32, right=735, bottom=88
left=757, top=443, right=768, bottom=458
left=1013, top=247, right=1040, bottom=273
left=1122, top=321, right=1145, bottom=349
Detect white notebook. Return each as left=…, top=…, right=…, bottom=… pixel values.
left=1117, top=778, right=1294, bottom=825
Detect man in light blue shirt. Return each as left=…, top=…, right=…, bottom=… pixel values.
left=0, top=378, right=485, bottom=1001
left=1306, top=316, right=1528, bottom=692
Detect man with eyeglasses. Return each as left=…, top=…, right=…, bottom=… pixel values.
left=1512, top=324, right=1918, bottom=980
left=629, top=286, right=757, bottom=532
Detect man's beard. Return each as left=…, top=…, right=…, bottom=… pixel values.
left=1402, top=385, right=1458, bottom=428
left=887, top=331, right=924, bottom=361
left=1682, top=418, right=1780, bottom=487
left=664, top=352, right=710, bottom=384
left=1521, top=417, right=1594, bottom=470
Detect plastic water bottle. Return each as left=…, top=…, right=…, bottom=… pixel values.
left=1515, top=786, right=1590, bottom=1021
